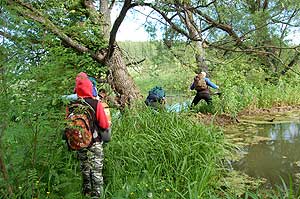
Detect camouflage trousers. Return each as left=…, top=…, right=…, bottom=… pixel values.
left=77, top=141, right=104, bottom=197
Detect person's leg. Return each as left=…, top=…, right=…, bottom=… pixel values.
left=89, top=142, right=104, bottom=197
left=78, top=149, right=92, bottom=195
left=191, top=92, right=201, bottom=106
left=202, top=93, right=212, bottom=105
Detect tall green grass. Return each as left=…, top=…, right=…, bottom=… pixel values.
left=103, top=104, right=226, bottom=198
left=0, top=65, right=84, bottom=199
left=211, top=60, right=300, bottom=116
left=0, top=102, right=228, bottom=199
left=0, top=112, right=83, bottom=199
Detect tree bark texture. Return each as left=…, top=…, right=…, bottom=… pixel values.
left=106, top=47, right=141, bottom=107
left=182, top=3, right=208, bottom=74
left=100, top=0, right=141, bottom=105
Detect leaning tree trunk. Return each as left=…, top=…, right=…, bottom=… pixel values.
left=182, top=3, right=208, bottom=74
left=193, top=41, right=208, bottom=74
left=106, top=47, right=141, bottom=107
left=100, top=0, right=141, bottom=107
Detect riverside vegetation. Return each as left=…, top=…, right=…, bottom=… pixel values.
left=1, top=41, right=300, bottom=198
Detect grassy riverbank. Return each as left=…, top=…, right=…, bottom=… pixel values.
left=103, top=106, right=228, bottom=198
left=1, top=41, right=300, bottom=198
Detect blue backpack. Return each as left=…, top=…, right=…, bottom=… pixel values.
left=145, top=86, right=166, bottom=105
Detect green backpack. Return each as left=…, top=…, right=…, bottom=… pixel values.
left=145, top=86, right=166, bottom=104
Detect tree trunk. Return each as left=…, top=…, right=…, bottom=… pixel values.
left=194, top=42, right=208, bottom=74
left=106, top=46, right=141, bottom=107
left=99, top=0, right=111, bottom=39
left=100, top=0, right=141, bottom=106
left=182, top=3, right=208, bottom=74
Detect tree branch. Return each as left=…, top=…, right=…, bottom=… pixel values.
left=108, top=0, right=116, bottom=10
left=143, top=3, right=192, bottom=39
left=7, top=0, right=107, bottom=63
left=82, top=0, right=103, bottom=25
left=262, top=0, right=268, bottom=11
left=193, top=9, right=243, bottom=46
left=126, top=58, right=146, bottom=67
left=0, top=30, right=43, bottom=46
left=107, top=0, right=134, bottom=58
left=281, top=51, right=300, bottom=75
left=181, top=3, right=202, bottom=40
left=0, top=31, right=16, bottom=42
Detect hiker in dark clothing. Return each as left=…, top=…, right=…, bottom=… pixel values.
left=190, top=72, right=219, bottom=106
left=145, top=86, right=166, bottom=109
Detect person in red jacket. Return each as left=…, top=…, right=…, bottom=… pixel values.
left=73, top=72, right=110, bottom=197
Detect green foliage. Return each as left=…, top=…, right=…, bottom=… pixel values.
left=120, top=41, right=195, bottom=95
left=212, top=56, right=300, bottom=116
left=0, top=30, right=95, bottom=198
left=0, top=52, right=83, bottom=198
left=1, top=1, right=111, bottom=196
left=103, top=104, right=226, bottom=198
left=1, top=0, right=300, bottom=197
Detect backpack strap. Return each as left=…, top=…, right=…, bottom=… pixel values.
left=83, top=98, right=102, bottom=142
left=83, top=98, right=97, bottom=112
left=72, top=98, right=102, bottom=143
left=79, top=98, right=96, bottom=113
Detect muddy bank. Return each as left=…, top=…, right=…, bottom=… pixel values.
left=194, top=105, right=300, bottom=126
left=239, top=105, right=300, bottom=116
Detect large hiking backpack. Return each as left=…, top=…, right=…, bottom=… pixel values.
left=99, top=101, right=112, bottom=142
left=101, top=102, right=111, bottom=126
left=64, top=100, right=96, bottom=150
left=194, top=75, right=207, bottom=91
left=145, top=86, right=166, bottom=105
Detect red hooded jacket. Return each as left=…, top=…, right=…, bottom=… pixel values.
left=74, top=72, right=109, bottom=129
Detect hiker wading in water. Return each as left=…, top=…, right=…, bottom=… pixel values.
left=190, top=72, right=219, bottom=106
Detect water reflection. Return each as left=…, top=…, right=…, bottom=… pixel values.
left=165, top=101, right=191, bottom=112
left=233, top=122, right=300, bottom=187
left=268, top=123, right=300, bottom=142
left=165, top=95, right=191, bottom=112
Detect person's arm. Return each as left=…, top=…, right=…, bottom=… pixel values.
left=205, top=78, right=219, bottom=89
left=190, top=82, right=195, bottom=90
left=62, top=94, right=78, bottom=101
left=96, top=102, right=110, bottom=129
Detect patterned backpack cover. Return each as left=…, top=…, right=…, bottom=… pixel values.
left=64, top=100, right=95, bottom=150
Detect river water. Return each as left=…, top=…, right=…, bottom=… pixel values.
left=151, top=95, right=300, bottom=188
left=227, top=112, right=300, bottom=188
